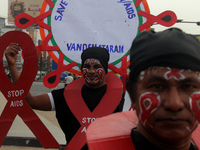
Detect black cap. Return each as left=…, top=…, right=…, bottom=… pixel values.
left=129, top=28, right=200, bottom=81
left=81, top=47, right=110, bottom=73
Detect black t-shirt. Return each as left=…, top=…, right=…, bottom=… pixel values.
left=131, top=128, right=198, bottom=150
left=51, top=84, right=124, bottom=149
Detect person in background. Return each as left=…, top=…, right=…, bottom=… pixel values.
left=5, top=45, right=124, bottom=149
left=64, top=73, right=73, bottom=87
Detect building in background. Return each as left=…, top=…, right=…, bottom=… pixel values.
left=8, top=0, right=43, bottom=23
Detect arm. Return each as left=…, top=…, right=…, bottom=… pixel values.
left=5, top=43, right=52, bottom=111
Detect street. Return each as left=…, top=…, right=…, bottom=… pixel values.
left=30, top=81, right=65, bottom=95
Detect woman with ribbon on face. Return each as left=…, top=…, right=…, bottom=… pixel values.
left=86, top=28, right=200, bottom=150
left=5, top=46, right=124, bottom=150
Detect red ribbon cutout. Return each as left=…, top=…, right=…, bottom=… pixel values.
left=64, top=74, right=123, bottom=150
left=138, top=10, right=177, bottom=32
left=15, top=11, right=51, bottom=30
left=43, top=53, right=77, bottom=88
left=0, top=31, right=60, bottom=148
left=108, top=56, right=129, bottom=92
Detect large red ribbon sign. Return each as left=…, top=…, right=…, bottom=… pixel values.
left=0, top=31, right=60, bottom=148
left=64, top=74, right=123, bottom=149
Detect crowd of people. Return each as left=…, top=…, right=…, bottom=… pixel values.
left=4, top=27, right=200, bottom=150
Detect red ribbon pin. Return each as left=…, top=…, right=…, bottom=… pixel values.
left=0, top=31, right=60, bottom=148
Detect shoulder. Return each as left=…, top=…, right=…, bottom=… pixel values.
left=51, top=88, right=65, bottom=95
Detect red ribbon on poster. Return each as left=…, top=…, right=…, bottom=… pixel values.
left=138, top=10, right=177, bottom=32
left=64, top=74, right=123, bottom=150
left=108, top=56, right=129, bottom=92
left=0, top=31, right=60, bottom=148
left=43, top=52, right=77, bottom=88
left=15, top=12, right=51, bottom=30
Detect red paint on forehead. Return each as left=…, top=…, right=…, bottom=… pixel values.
left=164, top=68, right=184, bottom=80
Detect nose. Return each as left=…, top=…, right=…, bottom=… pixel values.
left=88, top=66, right=96, bottom=74
left=163, top=87, right=184, bottom=111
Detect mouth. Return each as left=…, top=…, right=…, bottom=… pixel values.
left=156, top=118, right=189, bottom=125
left=87, top=75, right=98, bottom=79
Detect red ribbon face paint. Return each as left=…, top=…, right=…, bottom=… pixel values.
left=82, top=68, right=90, bottom=82
left=139, top=92, right=160, bottom=125
left=94, top=68, right=104, bottom=83
left=190, top=92, right=200, bottom=123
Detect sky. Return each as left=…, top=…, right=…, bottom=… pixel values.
left=0, top=0, right=200, bottom=35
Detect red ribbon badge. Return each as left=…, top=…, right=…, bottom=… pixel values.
left=64, top=74, right=123, bottom=149
left=0, top=31, right=60, bottom=148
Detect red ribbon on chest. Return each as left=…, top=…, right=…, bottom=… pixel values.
left=64, top=74, right=123, bottom=149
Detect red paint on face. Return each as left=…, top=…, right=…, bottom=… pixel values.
left=82, top=68, right=90, bottom=82
left=190, top=92, right=200, bottom=122
left=139, top=92, right=160, bottom=125
left=94, top=68, right=104, bottom=83
left=164, top=68, right=184, bottom=80
left=82, top=58, right=106, bottom=88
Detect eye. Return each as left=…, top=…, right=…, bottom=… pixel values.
left=94, top=64, right=102, bottom=69
left=83, top=64, right=90, bottom=69
left=180, top=84, right=198, bottom=89
left=148, top=84, right=166, bottom=91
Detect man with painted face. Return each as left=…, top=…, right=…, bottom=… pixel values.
left=5, top=46, right=124, bottom=149
left=86, top=28, right=200, bottom=150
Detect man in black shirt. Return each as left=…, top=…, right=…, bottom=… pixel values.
left=5, top=46, right=124, bottom=149
left=86, top=28, right=200, bottom=150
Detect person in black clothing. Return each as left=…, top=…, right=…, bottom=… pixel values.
left=86, top=28, right=200, bottom=150
left=126, top=28, right=200, bottom=150
left=5, top=45, right=124, bottom=149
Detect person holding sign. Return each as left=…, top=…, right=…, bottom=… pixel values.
left=86, top=28, right=200, bottom=150
left=5, top=45, right=124, bottom=149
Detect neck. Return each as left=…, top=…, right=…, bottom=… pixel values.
left=137, top=125, right=192, bottom=150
